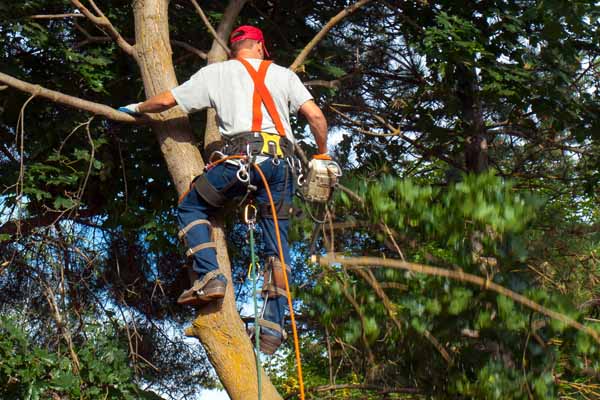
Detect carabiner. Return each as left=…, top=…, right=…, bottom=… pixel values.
left=243, top=203, right=257, bottom=225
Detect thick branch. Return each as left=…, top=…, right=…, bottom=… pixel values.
left=290, top=0, right=372, bottom=71
left=0, top=71, right=144, bottom=123
left=70, top=0, right=134, bottom=55
left=189, top=0, right=231, bottom=57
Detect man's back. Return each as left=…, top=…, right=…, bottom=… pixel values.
left=171, top=59, right=313, bottom=140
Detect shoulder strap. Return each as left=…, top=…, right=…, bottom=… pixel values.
left=236, top=58, right=286, bottom=137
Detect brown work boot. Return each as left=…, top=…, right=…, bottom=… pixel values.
left=177, top=272, right=226, bottom=306
left=247, top=319, right=287, bottom=355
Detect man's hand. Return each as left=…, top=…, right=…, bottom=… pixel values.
left=309, top=153, right=342, bottom=177
left=118, top=103, right=143, bottom=116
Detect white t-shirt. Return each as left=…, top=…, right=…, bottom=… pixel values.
left=171, top=58, right=313, bottom=141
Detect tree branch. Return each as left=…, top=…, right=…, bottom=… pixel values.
left=73, top=23, right=207, bottom=59
left=0, top=208, right=101, bottom=238
left=317, top=254, right=600, bottom=345
left=29, top=13, right=85, bottom=20
left=171, top=40, right=208, bottom=59
left=0, top=71, right=147, bottom=123
left=188, top=0, right=231, bottom=57
left=286, top=383, right=421, bottom=399
left=353, top=268, right=453, bottom=364
left=290, top=0, right=373, bottom=72
left=0, top=143, right=17, bottom=163
left=70, top=0, right=134, bottom=55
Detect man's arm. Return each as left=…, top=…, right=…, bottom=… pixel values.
left=298, top=100, right=328, bottom=154
left=119, top=90, right=177, bottom=114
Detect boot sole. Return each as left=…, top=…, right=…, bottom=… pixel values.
left=177, top=287, right=225, bottom=306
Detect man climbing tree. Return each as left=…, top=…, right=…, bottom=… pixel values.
left=119, top=25, right=332, bottom=354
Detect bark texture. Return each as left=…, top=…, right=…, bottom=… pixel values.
left=133, top=1, right=281, bottom=399
left=133, top=0, right=204, bottom=194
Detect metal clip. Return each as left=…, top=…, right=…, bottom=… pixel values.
left=237, top=162, right=250, bottom=183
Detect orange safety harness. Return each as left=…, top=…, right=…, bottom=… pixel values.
left=236, top=58, right=287, bottom=137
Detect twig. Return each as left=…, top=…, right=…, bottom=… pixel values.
left=330, top=104, right=464, bottom=169
left=330, top=105, right=401, bottom=137
left=330, top=265, right=377, bottom=371
left=72, top=117, right=96, bottom=207
left=353, top=268, right=453, bottom=364
left=317, top=255, right=600, bottom=345
left=43, top=282, right=81, bottom=373
left=188, top=0, right=231, bottom=57
left=382, top=222, right=405, bottom=261
left=14, top=93, right=38, bottom=238
left=290, top=0, right=373, bottom=72
left=70, top=0, right=134, bottom=55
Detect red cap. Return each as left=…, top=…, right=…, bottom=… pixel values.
left=229, top=25, right=270, bottom=58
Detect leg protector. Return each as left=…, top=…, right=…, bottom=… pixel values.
left=261, top=256, right=291, bottom=299
left=248, top=319, right=288, bottom=355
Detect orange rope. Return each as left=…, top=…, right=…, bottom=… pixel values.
left=253, top=163, right=305, bottom=400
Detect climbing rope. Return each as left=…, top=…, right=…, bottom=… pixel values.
left=244, top=203, right=262, bottom=400
left=253, top=162, right=306, bottom=400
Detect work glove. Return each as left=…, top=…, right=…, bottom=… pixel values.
left=117, top=102, right=143, bottom=116
left=309, top=153, right=342, bottom=178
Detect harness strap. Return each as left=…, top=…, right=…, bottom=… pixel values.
left=258, top=202, right=293, bottom=220
left=186, top=242, right=217, bottom=257
left=262, top=283, right=288, bottom=298
left=191, top=269, right=222, bottom=291
left=236, top=58, right=286, bottom=137
left=193, top=174, right=227, bottom=207
left=178, top=219, right=211, bottom=240
left=258, top=318, right=287, bottom=337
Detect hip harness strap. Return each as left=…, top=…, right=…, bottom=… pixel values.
left=236, top=58, right=286, bottom=137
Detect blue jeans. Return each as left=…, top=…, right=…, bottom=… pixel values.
left=177, top=158, right=293, bottom=328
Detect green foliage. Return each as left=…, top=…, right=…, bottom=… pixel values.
left=349, top=171, right=536, bottom=263
left=0, top=317, right=157, bottom=400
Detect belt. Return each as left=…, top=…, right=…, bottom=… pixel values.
left=222, top=132, right=294, bottom=158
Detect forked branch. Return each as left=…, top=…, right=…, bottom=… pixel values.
left=189, top=0, right=231, bottom=57
left=70, top=0, right=134, bottom=55
left=290, top=0, right=373, bottom=72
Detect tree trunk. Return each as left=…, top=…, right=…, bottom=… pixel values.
left=133, top=0, right=204, bottom=194
left=132, top=1, right=281, bottom=399
left=456, top=64, right=488, bottom=173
